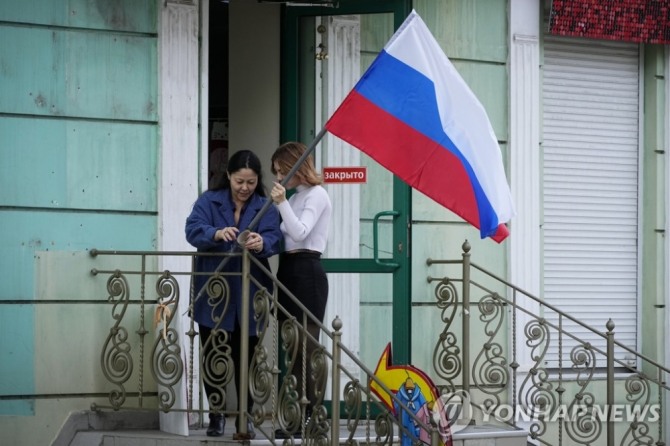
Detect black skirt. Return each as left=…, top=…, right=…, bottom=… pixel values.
left=276, top=251, right=329, bottom=323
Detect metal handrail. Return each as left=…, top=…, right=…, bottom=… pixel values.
left=84, top=248, right=445, bottom=445
left=427, top=259, right=670, bottom=380
left=427, top=240, right=669, bottom=446
left=4, top=241, right=665, bottom=446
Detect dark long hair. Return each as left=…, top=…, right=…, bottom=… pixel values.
left=211, top=149, right=267, bottom=197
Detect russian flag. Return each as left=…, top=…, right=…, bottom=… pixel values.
left=325, top=10, right=515, bottom=242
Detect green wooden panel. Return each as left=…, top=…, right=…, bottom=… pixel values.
left=414, top=0, right=507, bottom=63
left=359, top=305, right=393, bottom=371
left=360, top=12, right=394, bottom=53
left=0, top=117, right=157, bottom=211
left=360, top=266, right=394, bottom=304
left=35, top=299, right=154, bottom=394
left=360, top=52, right=377, bottom=75
left=0, top=305, right=34, bottom=415
left=360, top=152, right=394, bottom=218
left=35, top=251, right=157, bottom=301
left=1, top=226, right=156, bottom=413
left=0, top=26, right=157, bottom=121
left=411, top=222, right=508, bottom=304
left=0, top=0, right=156, bottom=33
left=0, top=210, right=157, bottom=300
left=1, top=250, right=159, bottom=416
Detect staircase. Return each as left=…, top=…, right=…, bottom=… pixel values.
left=12, top=241, right=669, bottom=446
left=58, top=411, right=528, bottom=446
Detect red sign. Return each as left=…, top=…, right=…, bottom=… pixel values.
left=323, top=167, right=367, bottom=184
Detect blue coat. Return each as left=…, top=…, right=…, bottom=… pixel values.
left=185, top=189, right=282, bottom=332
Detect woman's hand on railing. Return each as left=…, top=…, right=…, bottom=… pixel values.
left=215, top=226, right=239, bottom=242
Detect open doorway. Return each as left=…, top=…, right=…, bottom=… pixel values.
left=208, top=0, right=229, bottom=189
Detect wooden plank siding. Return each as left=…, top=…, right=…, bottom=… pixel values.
left=0, top=0, right=155, bottom=32
left=0, top=0, right=158, bottom=419
left=0, top=117, right=157, bottom=210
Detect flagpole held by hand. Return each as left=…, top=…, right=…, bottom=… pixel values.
left=187, top=128, right=328, bottom=316
left=236, top=126, right=328, bottom=246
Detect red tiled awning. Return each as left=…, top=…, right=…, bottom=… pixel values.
left=549, top=0, right=670, bottom=44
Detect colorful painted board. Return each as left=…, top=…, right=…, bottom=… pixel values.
left=371, top=343, right=453, bottom=446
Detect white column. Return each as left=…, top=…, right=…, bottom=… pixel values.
left=158, top=0, right=201, bottom=435
left=509, top=0, right=541, bottom=372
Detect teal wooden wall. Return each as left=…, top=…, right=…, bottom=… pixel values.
left=0, top=0, right=157, bottom=416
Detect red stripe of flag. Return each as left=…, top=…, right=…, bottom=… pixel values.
left=326, top=90, right=508, bottom=243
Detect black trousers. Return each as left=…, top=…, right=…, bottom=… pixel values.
left=277, top=252, right=329, bottom=411
left=199, top=323, right=259, bottom=417
left=277, top=252, right=328, bottom=322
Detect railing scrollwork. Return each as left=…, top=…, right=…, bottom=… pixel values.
left=427, top=240, right=670, bottom=446
left=432, top=278, right=460, bottom=395
left=152, top=271, right=183, bottom=411
left=85, top=242, right=670, bottom=446
left=101, top=271, right=132, bottom=409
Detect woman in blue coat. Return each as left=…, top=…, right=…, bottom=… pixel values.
left=185, top=149, right=282, bottom=438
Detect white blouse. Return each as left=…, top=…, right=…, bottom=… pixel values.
left=275, top=184, right=332, bottom=253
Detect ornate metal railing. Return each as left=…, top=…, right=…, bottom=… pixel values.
left=4, top=240, right=665, bottom=446
left=426, top=241, right=669, bottom=446
left=88, top=248, right=449, bottom=445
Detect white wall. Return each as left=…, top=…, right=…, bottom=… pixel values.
left=229, top=0, right=281, bottom=192
left=227, top=0, right=282, bottom=413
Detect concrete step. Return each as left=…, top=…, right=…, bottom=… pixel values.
left=68, top=420, right=528, bottom=446
left=451, top=423, right=529, bottom=446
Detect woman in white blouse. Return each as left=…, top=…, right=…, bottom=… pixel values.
left=270, top=141, right=332, bottom=438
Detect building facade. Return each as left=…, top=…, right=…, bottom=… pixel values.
left=1, top=0, right=668, bottom=444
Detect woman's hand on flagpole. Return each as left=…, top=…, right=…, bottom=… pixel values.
left=271, top=181, right=287, bottom=204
